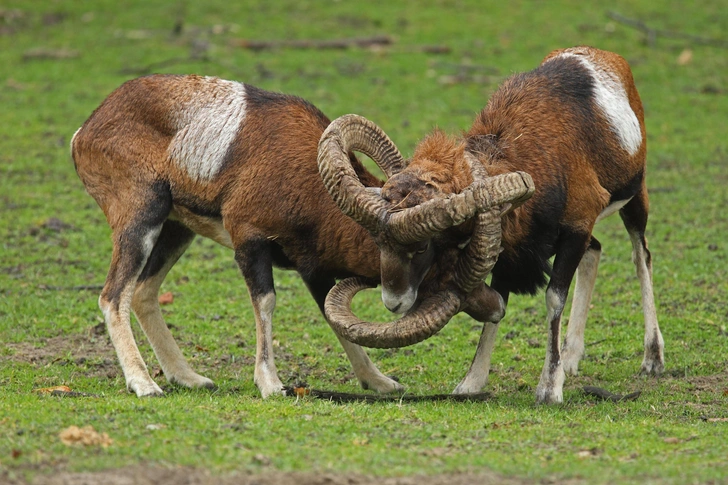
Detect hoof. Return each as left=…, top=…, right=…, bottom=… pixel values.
left=362, top=375, right=405, bottom=394
left=170, top=372, right=216, bottom=390
left=129, top=378, right=164, bottom=397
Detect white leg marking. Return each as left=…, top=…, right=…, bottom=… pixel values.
left=253, top=292, right=284, bottom=398
left=132, top=268, right=214, bottom=390
left=629, top=233, right=664, bottom=375
left=536, top=288, right=566, bottom=404
left=102, top=228, right=166, bottom=397
left=562, top=246, right=600, bottom=375
left=101, top=289, right=163, bottom=397
left=336, top=335, right=404, bottom=393
left=453, top=322, right=498, bottom=394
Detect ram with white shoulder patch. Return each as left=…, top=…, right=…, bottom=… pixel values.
left=69, top=74, right=444, bottom=399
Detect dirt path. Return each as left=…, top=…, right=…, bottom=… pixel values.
left=6, top=465, right=570, bottom=485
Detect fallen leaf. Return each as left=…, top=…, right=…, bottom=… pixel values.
left=252, top=453, right=271, bottom=466
left=158, top=292, right=174, bottom=305
left=42, top=217, right=71, bottom=232
left=677, top=49, right=693, bottom=66
left=619, top=452, right=639, bottom=462
left=12, top=449, right=22, bottom=459
left=293, top=386, right=310, bottom=397
left=34, top=385, right=72, bottom=394
left=663, top=437, right=680, bottom=444
left=59, top=425, right=113, bottom=448
left=583, top=386, right=640, bottom=402
left=577, top=448, right=600, bottom=458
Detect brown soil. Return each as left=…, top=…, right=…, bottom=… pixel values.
left=4, top=465, right=573, bottom=485
left=4, top=324, right=120, bottom=380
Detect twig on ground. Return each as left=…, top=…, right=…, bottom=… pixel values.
left=50, top=390, right=100, bottom=398
left=231, top=35, right=450, bottom=54
left=38, top=284, right=104, bottom=291
left=583, top=385, right=641, bottom=402
left=607, top=11, right=728, bottom=49
left=586, top=338, right=608, bottom=347
left=120, top=34, right=449, bottom=76
left=22, top=48, right=80, bottom=61
left=118, top=55, right=207, bottom=75
left=283, top=386, right=491, bottom=403
left=231, top=35, right=393, bottom=51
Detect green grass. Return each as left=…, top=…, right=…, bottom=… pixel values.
left=1, top=0, right=728, bottom=483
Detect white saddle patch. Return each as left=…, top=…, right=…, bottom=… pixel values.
left=556, top=53, right=642, bottom=157
left=168, top=78, right=247, bottom=181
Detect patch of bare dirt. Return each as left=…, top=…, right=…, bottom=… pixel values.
left=3, top=465, right=581, bottom=485
left=3, top=324, right=119, bottom=379
left=682, top=372, right=728, bottom=392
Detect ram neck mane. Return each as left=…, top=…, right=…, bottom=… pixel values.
left=410, top=129, right=472, bottom=194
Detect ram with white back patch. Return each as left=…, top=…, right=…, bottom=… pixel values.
left=167, top=77, right=247, bottom=181
left=319, top=46, right=663, bottom=407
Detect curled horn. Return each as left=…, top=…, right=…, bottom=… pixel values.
left=324, top=277, right=463, bottom=348
left=385, top=171, right=534, bottom=244
left=317, top=114, right=407, bottom=235
left=387, top=152, right=533, bottom=244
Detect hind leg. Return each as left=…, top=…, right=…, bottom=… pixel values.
left=131, top=220, right=215, bottom=390
left=100, top=206, right=168, bottom=396
left=561, top=237, right=601, bottom=375
left=620, top=188, right=664, bottom=375
left=305, top=276, right=404, bottom=393
left=536, top=231, right=592, bottom=404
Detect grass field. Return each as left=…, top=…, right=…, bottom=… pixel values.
left=1, top=1, right=727, bottom=484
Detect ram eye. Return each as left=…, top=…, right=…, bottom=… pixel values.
left=415, top=242, right=430, bottom=254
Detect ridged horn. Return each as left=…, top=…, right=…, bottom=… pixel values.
left=317, top=114, right=407, bottom=235
left=324, top=277, right=463, bottom=348
left=386, top=171, right=534, bottom=244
